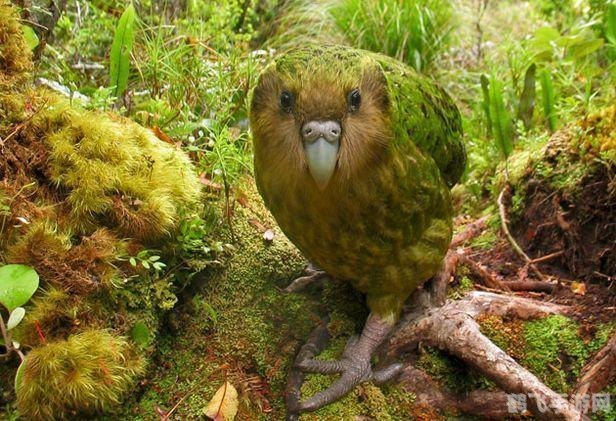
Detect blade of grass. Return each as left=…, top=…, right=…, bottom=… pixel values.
left=539, top=67, right=557, bottom=132
left=517, top=63, right=537, bottom=131
left=488, top=76, right=514, bottom=158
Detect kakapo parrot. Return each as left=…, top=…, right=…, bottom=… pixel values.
left=250, top=44, right=466, bottom=412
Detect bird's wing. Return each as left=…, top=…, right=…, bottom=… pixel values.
left=375, top=54, right=466, bottom=187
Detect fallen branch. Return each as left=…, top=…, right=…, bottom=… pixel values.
left=451, top=216, right=488, bottom=248
left=507, top=280, right=555, bottom=293
left=529, top=250, right=565, bottom=265
left=457, top=251, right=510, bottom=291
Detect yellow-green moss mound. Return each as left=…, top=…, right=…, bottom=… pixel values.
left=504, top=106, right=615, bottom=280
left=0, top=2, right=202, bottom=418
left=0, top=1, right=32, bottom=87
left=16, top=329, right=144, bottom=420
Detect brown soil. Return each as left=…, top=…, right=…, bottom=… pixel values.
left=512, top=164, right=615, bottom=283
left=467, top=237, right=615, bottom=325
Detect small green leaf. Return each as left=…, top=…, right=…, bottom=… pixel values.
left=141, top=261, right=150, bottom=269
left=153, top=262, right=166, bottom=271
left=21, top=25, right=39, bottom=50
left=14, top=358, right=26, bottom=392
left=130, top=321, right=150, bottom=348
left=0, top=265, right=39, bottom=311
left=149, top=255, right=160, bottom=262
left=129, top=257, right=137, bottom=267
left=7, top=307, right=26, bottom=330
left=109, top=3, right=136, bottom=98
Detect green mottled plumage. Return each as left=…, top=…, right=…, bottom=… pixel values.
left=251, top=45, right=465, bottom=320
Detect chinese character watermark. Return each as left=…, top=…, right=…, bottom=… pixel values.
left=506, top=393, right=611, bottom=414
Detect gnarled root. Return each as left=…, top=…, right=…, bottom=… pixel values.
left=387, top=290, right=584, bottom=420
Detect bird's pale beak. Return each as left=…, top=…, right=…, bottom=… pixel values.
left=301, top=120, right=341, bottom=189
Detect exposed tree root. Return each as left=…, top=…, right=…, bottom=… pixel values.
left=399, top=365, right=512, bottom=418
left=572, top=332, right=616, bottom=398
left=388, top=291, right=583, bottom=420
left=498, top=186, right=548, bottom=281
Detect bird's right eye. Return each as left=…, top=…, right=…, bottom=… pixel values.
left=280, top=91, right=294, bottom=113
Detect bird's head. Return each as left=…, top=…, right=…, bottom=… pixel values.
left=250, top=46, right=392, bottom=191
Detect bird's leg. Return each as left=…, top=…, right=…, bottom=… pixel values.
left=285, top=263, right=329, bottom=293
left=295, top=313, right=403, bottom=412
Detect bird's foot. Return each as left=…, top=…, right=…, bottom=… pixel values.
left=293, top=314, right=403, bottom=413
left=284, top=263, right=329, bottom=293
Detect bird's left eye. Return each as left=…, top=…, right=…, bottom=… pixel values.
left=347, top=89, right=361, bottom=112
left=280, top=91, right=294, bottom=113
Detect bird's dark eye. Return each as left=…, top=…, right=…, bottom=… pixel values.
left=348, top=89, right=361, bottom=112
left=280, top=91, right=294, bottom=113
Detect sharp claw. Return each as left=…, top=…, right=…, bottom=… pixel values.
left=284, top=267, right=329, bottom=293
left=296, top=358, right=347, bottom=374
left=372, top=363, right=404, bottom=384
left=300, top=371, right=359, bottom=412
left=289, top=313, right=397, bottom=414
left=305, top=263, right=322, bottom=275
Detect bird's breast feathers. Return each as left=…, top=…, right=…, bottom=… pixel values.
left=256, top=142, right=453, bottom=297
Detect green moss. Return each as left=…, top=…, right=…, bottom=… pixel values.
left=521, top=316, right=615, bottom=393
left=494, top=134, right=549, bottom=190
left=416, top=347, right=494, bottom=395
left=470, top=229, right=499, bottom=250
left=504, top=105, right=616, bottom=204
left=106, top=182, right=419, bottom=419
left=0, top=6, right=204, bottom=416
left=446, top=275, right=474, bottom=300
left=479, top=314, right=616, bottom=398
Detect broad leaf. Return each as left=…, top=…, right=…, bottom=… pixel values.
left=130, top=321, right=150, bottom=349
left=109, top=3, right=136, bottom=98
left=21, top=25, right=39, bottom=50
left=204, top=382, right=238, bottom=421
left=566, top=38, right=604, bottom=60
left=0, top=265, right=39, bottom=311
